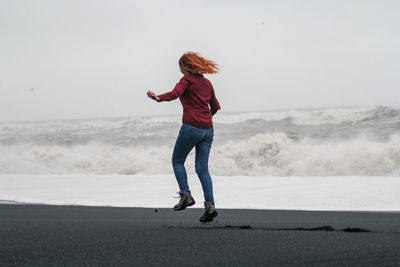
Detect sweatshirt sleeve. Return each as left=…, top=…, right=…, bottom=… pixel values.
left=157, top=77, right=190, bottom=102
left=209, top=86, right=221, bottom=116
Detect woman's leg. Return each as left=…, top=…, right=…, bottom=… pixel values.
left=172, top=124, right=198, bottom=192
left=195, top=128, right=214, bottom=204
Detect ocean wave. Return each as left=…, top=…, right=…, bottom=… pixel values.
left=215, top=106, right=400, bottom=126
left=212, top=132, right=400, bottom=176
left=1, top=106, right=399, bottom=146
left=1, top=132, right=399, bottom=176
left=1, top=106, right=399, bottom=132
left=1, top=106, right=399, bottom=176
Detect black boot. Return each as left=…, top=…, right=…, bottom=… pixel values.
left=173, top=191, right=196, bottom=211
left=199, top=202, right=218, bottom=223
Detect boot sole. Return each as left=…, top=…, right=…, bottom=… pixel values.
left=173, top=200, right=196, bottom=211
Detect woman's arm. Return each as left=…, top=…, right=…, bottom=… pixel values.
left=146, top=77, right=189, bottom=103
left=156, top=77, right=190, bottom=102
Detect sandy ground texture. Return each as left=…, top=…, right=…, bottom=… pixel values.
left=1, top=204, right=400, bottom=266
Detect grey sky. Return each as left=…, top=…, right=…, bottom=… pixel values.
left=1, top=0, right=399, bottom=122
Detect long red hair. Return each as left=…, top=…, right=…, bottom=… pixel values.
left=179, top=52, right=219, bottom=75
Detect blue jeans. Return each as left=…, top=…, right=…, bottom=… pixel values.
left=172, top=123, right=215, bottom=204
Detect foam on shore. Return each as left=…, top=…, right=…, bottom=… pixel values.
left=1, top=175, right=399, bottom=211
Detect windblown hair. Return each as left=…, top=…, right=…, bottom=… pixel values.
left=179, top=52, right=219, bottom=75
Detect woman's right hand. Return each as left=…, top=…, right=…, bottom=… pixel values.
left=147, top=90, right=160, bottom=102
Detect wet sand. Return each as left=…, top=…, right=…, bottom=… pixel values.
left=1, top=204, right=400, bottom=266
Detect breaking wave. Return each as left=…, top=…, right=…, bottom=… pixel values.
left=1, top=106, right=399, bottom=176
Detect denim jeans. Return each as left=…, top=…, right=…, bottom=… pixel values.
left=172, top=123, right=215, bottom=204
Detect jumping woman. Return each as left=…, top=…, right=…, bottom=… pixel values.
left=147, top=52, right=220, bottom=223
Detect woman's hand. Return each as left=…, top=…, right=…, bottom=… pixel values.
left=147, top=90, right=160, bottom=102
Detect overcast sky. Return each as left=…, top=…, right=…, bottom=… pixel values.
left=1, top=0, right=399, bottom=122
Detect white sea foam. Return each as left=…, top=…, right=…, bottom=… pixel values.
left=212, top=133, right=400, bottom=176
left=1, top=175, right=399, bottom=211
left=1, top=133, right=399, bottom=176
left=1, top=106, right=399, bottom=176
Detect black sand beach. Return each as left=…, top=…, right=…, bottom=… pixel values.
left=1, top=204, right=400, bottom=266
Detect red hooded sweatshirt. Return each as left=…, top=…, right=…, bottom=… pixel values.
left=157, top=74, right=221, bottom=129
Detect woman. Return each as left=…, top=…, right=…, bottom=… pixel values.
left=147, top=52, right=220, bottom=223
